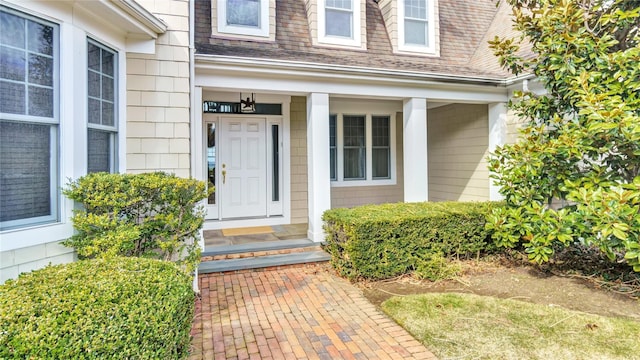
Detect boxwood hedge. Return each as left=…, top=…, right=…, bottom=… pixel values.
left=0, top=257, right=195, bottom=359
left=322, top=201, right=502, bottom=280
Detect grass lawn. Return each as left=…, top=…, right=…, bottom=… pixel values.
left=382, top=293, right=640, bottom=360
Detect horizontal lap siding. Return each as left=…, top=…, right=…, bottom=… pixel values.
left=428, top=104, right=489, bottom=202
left=290, top=96, right=309, bottom=224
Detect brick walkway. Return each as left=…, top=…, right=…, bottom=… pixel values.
left=189, top=264, right=437, bottom=360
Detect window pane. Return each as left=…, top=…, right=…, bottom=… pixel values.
left=102, top=102, right=114, bottom=127
left=372, top=148, right=390, bottom=179
left=88, top=98, right=101, bottom=124
left=27, top=20, right=53, bottom=55
left=344, top=148, right=365, bottom=179
left=28, top=85, right=53, bottom=117
left=102, top=74, right=113, bottom=101
left=329, top=115, right=336, bottom=180
left=0, top=80, right=25, bottom=114
left=0, top=46, right=25, bottom=81
left=372, top=116, right=390, bottom=179
left=0, top=10, right=25, bottom=48
left=88, top=40, right=116, bottom=128
left=272, top=124, right=279, bottom=201
left=0, top=121, right=53, bottom=223
left=326, top=0, right=351, bottom=10
left=326, top=9, right=352, bottom=37
left=343, top=115, right=365, bottom=180
left=87, top=129, right=111, bottom=173
left=88, top=42, right=100, bottom=71
left=101, top=50, right=114, bottom=76
left=207, top=123, right=216, bottom=205
left=28, top=53, right=53, bottom=86
left=405, top=19, right=427, bottom=45
left=227, top=0, right=260, bottom=27
left=372, top=116, right=389, bottom=147
left=405, top=0, right=427, bottom=19
left=343, top=115, right=365, bottom=146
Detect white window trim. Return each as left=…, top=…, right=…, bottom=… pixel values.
left=0, top=6, right=60, bottom=231
left=217, top=0, right=269, bottom=38
left=318, top=0, right=362, bottom=47
left=398, top=0, right=436, bottom=54
left=87, top=38, right=118, bottom=173
left=330, top=112, right=396, bottom=187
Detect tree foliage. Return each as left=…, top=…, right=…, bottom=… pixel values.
left=486, top=0, right=640, bottom=271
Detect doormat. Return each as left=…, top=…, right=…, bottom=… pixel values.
left=222, top=226, right=274, bottom=237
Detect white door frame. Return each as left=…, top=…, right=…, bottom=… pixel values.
left=195, top=89, right=291, bottom=229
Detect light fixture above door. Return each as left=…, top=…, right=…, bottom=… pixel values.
left=240, top=92, right=256, bottom=113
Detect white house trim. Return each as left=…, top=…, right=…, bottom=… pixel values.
left=306, top=93, right=331, bottom=242
left=195, top=67, right=508, bottom=104
left=488, top=102, right=508, bottom=201
left=403, top=98, right=428, bottom=202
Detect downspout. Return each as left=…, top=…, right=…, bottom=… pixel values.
left=189, top=0, right=201, bottom=293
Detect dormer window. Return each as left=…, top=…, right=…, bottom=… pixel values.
left=216, top=0, right=270, bottom=38
left=325, top=0, right=353, bottom=37
left=377, top=0, right=438, bottom=55
left=398, top=0, right=436, bottom=53
left=317, top=0, right=363, bottom=48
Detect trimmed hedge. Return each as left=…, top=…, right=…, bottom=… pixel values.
left=322, top=201, right=501, bottom=280
left=63, top=172, right=209, bottom=274
left=0, top=257, right=195, bottom=359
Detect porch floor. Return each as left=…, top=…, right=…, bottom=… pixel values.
left=203, top=223, right=308, bottom=247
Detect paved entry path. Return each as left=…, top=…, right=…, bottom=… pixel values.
left=189, top=264, right=437, bottom=360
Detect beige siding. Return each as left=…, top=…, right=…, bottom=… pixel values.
left=126, top=0, right=191, bottom=178
left=506, top=107, right=524, bottom=144
left=428, top=104, right=489, bottom=201
left=290, top=96, right=309, bottom=224
left=1, top=241, right=75, bottom=283
left=331, top=113, right=404, bottom=208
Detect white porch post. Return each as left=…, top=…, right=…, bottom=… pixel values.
left=403, top=98, right=428, bottom=202
left=306, top=93, right=331, bottom=242
left=488, top=102, right=508, bottom=201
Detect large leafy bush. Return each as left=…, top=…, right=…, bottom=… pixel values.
left=63, top=172, right=209, bottom=273
left=323, top=201, right=499, bottom=280
left=0, top=257, right=195, bottom=359
left=488, top=0, right=640, bottom=271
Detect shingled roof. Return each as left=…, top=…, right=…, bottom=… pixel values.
left=195, top=0, right=516, bottom=80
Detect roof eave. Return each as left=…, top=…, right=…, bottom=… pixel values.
left=195, top=54, right=510, bottom=87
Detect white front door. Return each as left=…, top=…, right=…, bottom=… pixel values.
left=219, top=117, right=267, bottom=218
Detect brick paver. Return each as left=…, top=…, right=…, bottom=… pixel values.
left=189, top=264, right=437, bottom=359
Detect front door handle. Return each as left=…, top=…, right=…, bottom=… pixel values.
left=221, top=170, right=226, bottom=184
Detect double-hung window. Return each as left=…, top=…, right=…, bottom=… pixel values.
left=218, top=0, right=269, bottom=37
left=399, top=0, right=436, bottom=53
left=87, top=40, right=117, bottom=173
left=318, top=0, right=361, bottom=47
left=0, top=7, right=59, bottom=230
left=329, top=113, right=394, bottom=185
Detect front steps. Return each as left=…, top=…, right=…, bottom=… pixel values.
left=199, top=239, right=331, bottom=273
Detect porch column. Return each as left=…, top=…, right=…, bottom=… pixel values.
left=306, top=93, right=331, bottom=242
left=488, top=102, right=508, bottom=201
left=403, top=98, right=428, bottom=202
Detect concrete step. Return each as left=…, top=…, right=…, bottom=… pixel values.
left=199, top=239, right=330, bottom=273
left=199, top=251, right=331, bottom=273
left=203, top=238, right=317, bottom=257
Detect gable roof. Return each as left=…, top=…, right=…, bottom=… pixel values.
left=195, top=0, right=515, bottom=80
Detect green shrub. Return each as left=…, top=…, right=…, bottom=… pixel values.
left=322, top=201, right=500, bottom=280
left=63, top=172, right=210, bottom=274
left=0, top=257, right=195, bottom=359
